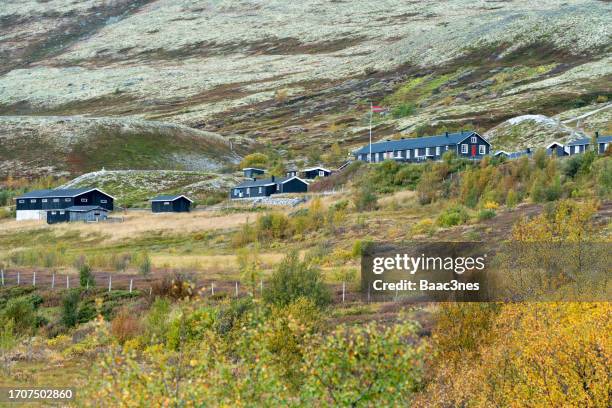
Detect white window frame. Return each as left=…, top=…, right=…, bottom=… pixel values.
left=41, top=199, right=48, bottom=203
left=319, top=170, right=324, bottom=177
left=163, top=201, right=170, bottom=205
left=51, top=211, right=56, bottom=215
left=59, top=211, right=65, bottom=215
left=65, top=198, right=71, bottom=202
left=461, top=144, right=468, bottom=154
left=574, top=146, right=579, bottom=154
left=100, top=199, right=107, bottom=204
left=436, top=146, right=441, bottom=156
left=258, top=186, right=263, bottom=194
left=471, top=136, right=477, bottom=143
left=406, top=150, right=411, bottom=159
left=479, top=145, right=486, bottom=155
left=414, top=149, right=421, bottom=158
left=53, top=198, right=59, bottom=203
left=445, top=145, right=449, bottom=150
left=80, top=198, right=88, bottom=203
left=30, top=199, right=36, bottom=203
left=18, top=200, right=24, bottom=203
left=234, top=189, right=239, bottom=195
left=426, top=147, right=432, bottom=156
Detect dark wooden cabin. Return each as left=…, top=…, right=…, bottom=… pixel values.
left=15, top=188, right=114, bottom=221
left=151, top=195, right=193, bottom=213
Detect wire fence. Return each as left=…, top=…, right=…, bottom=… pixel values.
left=0, top=269, right=386, bottom=304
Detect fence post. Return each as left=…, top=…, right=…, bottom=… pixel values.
left=211, top=283, right=215, bottom=296
left=17, top=271, right=20, bottom=285
left=66, top=275, right=69, bottom=289
left=149, top=287, right=152, bottom=297
left=260, top=280, right=263, bottom=297
left=86, top=280, right=89, bottom=290
left=235, top=282, right=238, bottom=297
left=33, top=272, right=36, bottom=287
left=108, top=275, right=112, bottom=292
left=342, top=282, right=346, bottom=303
left=51, top=273, right=55, bottom=289
left=1, top=269, right=4, bottom=286
left=129, top=279, right=133, bottom=293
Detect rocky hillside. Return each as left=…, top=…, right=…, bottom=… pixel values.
left=59, top=169, right=241, bottom=207
left=0, top=0, right=610, bottom=171
left=0, top=116, right=245, bottom=178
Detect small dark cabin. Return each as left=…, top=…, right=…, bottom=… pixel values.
left=151, top=195, right=193, bottom=213
left=302, top=167, right=332, bottom=179
left=243, top=168, right=265, bottom=179
left=546, top=142, right=568, bottom=157
left=46, top=206, right=109, bottom=224
left=230, top=176, right=308, bottom=199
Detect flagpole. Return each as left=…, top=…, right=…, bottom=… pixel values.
left=369, top=101, right=372, bottom=162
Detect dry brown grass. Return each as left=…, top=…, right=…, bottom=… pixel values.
left=0, top=210, right=255, bottom=242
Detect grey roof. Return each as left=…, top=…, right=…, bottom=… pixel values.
left=17, top=188, right=90, bottom=199
left=63, top=206, right=108, bottom=212
left=567, top=136, right=612, bottom=146
left=353, top=131, right=486, bottom=155
left=151, top=195, right=193, bottom=202
left=242, top=167, right=265, bottom=172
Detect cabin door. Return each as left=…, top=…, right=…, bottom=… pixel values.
left=471, top=145, right=476, bottom=157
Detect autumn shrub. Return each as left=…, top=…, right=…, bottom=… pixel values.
left=110, top=308, right=141, bottom=344
left=151, top=273, right=195, bottom=300
left=437, top=205, right=469, bottom=227
left=301, top=321, right=424, bottom=406
left=264, top=251, right=331, bottom=308
left=256, top=212, right=290, bottom=241
left=1, top=296, right=38, bottom=335
left=477, top=209, right=496, bottom=221
left=353, top=185, right=378, bottom=211
left=143, top=298, right=171, bottom=345
left=411, top=218, right=437, bottom=236
left=351, top=238, right=373, bottom=257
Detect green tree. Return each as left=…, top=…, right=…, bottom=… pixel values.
left=264, top=251, right=331, bottom=308
left=61, top=290, right=80, bottom=328
left=139, top=251, right=152, bottom=278
left=0, top=319, right=17, bottom=374
left=353, top=185, right=378, bottom=212
left=79, top=263, right=95, bottom=288
left=1, top=297, right=37, bottom=335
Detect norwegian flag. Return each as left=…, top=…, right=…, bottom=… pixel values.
left=371, top=105, right=385, bottom=113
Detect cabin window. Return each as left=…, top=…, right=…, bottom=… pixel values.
left=445, top=145, right=449, bottom=150
left=30, top=199, right=36, bottom=203
left=18, top=200, right=24, bottom=203
left=319, top=170, right=324, bottom=176
left=42, top=199, right=48, bottom=203
left=234, top=189, right=239, bottom=195
left=479, top=145, right=486, bottom=155
left=461, top=144, right=468, bottom=154
left=414, top=149, right=420, bottom=157
left=258, top=187, right=263, bottom=194
left=65, top=198, right=71, bottom=202
left=574, top=146, right=579, bottom=154
left=406, top=150, right=411, bottom=158
left=53, top=198, right=59, bottom=203
left=81, top=198, right=88, bottom=203
left=471, top=136, right=477, bottom=143
left=436, top=146, right=441, bottom=156
left=100, top=199, right=107, bottom=204
left=426, top=147, right=432, bottom=156
left=51, top=211, right=56, bottom=215
left=164, top=202, right=170, bottom=205
left=59, top=211, right=65, bottom=215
